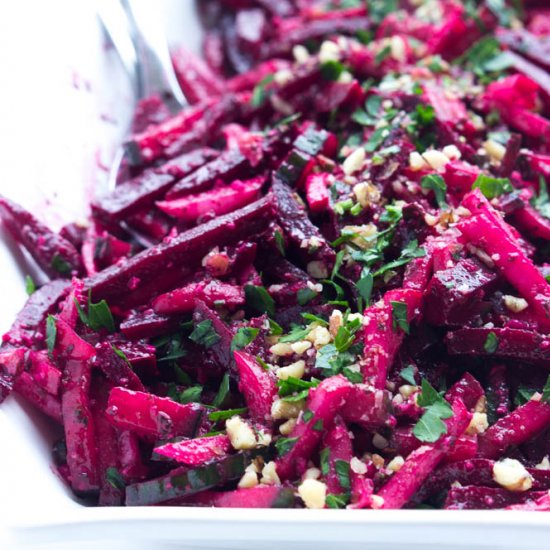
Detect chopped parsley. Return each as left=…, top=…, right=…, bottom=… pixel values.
left=189, top=320, right=220, bottom=348
left=399, top=365, right=416, bottom=385
left=275, top=436, right=298, bottom=456
left=212, top=373, right=230, bottom=409
left=25, top=275, right=36, bottom=295
left=45, top=315, right=57, bottom=359
left=106, top=467, right=125, bottom=490
left=245, top=285, right=276, bottom=317
left=391, top=301, right=409, bottom=334
left=251, top=74, right=275, bottom=107
left=75, top=290, right=116, bottom=333
left=413, top=379, right=453, bottom=443
left=208, top=407, right=248, bottom=422
left=484, top=332, right=499, bottom=354
left=421, top=174, right=448, bottom=209
left=320, top=60, right=345, bottom=81
left=335, top=459, right=351, bottom=491
left=230, top=327, right=260, bottom=352
left=472, top=174, right=512, bottom=199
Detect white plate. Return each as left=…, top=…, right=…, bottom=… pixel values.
left=1, top=2, right=550, bottom=548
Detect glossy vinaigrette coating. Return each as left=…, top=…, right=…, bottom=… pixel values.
left=2, top=0, right=550, bottom=510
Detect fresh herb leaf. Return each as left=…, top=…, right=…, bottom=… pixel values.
left=51, top=254, right=72, bottom=275
left=375, top=44, right=391, bottom=65
left=391, top=301, right=409, bottom=334
left=320, top=60, right=345, bottom=81
left=366, top=0, right=398, bottom=24
left=212, top=373, right=230, bottom=409
left=342, top=367, right=363, bottom=384
left=279, top=324, right=311, bottom=343
left=302, top=410, right=314, bottom=423
left=313, top=419, right=324, bottom=431
left=189, top=320, right=221, bottom=348
left=301, top=313, right=328, bottom=326
left=25, top=275, right=36, bottom=295
left=269, top=318, right=283, bottom=336
left=414, top=104, right=435, bottom=127
left=320, top=447, right=330, bottom=476
left=297, top=288, right=318, bottom=306
left=514, top=385, right=537, bottom=407
left=421, top=173, right=448, bottom=208
left=231, top=327, right=260, bottom=352
left=325, top=494, right=348, bottom=509
left=399, top=365, right=416, bottom=385
left=484, top=332, right=499, bottom=354
left=251, top=74, right=275, bottom=107
left=472, top=174, right=512, bottom=199
left=356, top=271, right=373, bottom=307
left=208, top=407, right=248, bottom=422
left=331, top=250, right=346, bottom=280
left=75, top=290, right=115, bottom=333
left=178, top=386, right=203, bottom=404
left=277, top=376, right=319, bottom=398
left=274, top=230, right=285, bottom=256
left=106, top=467, right=125, bottom=490
left=335, top=460, right=351, bottom=491
left=46, top=315, right=57, bottom=359
left=541, top=375, right=550, bottom=404
left=413, top=408, right=448, bottom=443
left=531, top=176, right=550, bottom=220
left=275, top=436, right=298, bottom=456
left=245, top=285, right=276, bottom=317
left=365, top=127, right=387, bottom=153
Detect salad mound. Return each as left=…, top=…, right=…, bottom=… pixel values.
left=3, top=0, right=550, bottom=510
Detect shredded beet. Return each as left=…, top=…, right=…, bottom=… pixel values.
left=3, top=0, right=550, bottom=510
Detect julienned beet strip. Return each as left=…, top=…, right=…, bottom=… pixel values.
left=4, top=0, right=550, bottom=510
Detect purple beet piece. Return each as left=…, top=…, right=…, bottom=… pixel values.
left=93, top=342, right=145, bottom=392
left=444, top=373, right=484, bottom=411
left=486, top=365, right=511, bottom=422
left=156, top=148, right=219, bottom=179
left=85, top=196, right=274, bottom=304
left=446, top=327, right=550, bottom=364
left=165, top=149, right=252, bottom=200
left=2, top=279, right=71, bottom=347
left=120, top=309, right=181, bottom=340
left=272, top=177, right=335, bottom=270
left=321, top=417, right=353, bottom=494
left=444, top=485, right=547, bottom=510
left=187, top=485, right=296, bottom=508
left=423, top=258, right=498, bottom=326
left=194, top=301, right=236, bottom=375
left=340, top=386, right=394, bottom=430
left=91, top=171, right=175, bottom=225
left=0, top=196, right=82, bottom=279
left=131, top=95, right=171, bottom=134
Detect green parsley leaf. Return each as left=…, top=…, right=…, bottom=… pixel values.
left=399, top=365, right=416, bottom=385
left=25, top=275, right=36, bottom=295
left=320, top=60, right=345, bottom=81
left=356, top=271, right=373, bottom=307
left=297, top=288, right=318, bottom=306
left=231, top=327, right=260, bottom=352
left=331, top=250, right=346, bottom=280
left=315, top=344, right=339, bottom=372
left=514, top=385, right=537, bottom=408
left=189, top=320, right=221, bottom=348
left=325, top=494, right=348, bottom=509
left=391, top=301, right=409, bottom=334
left=245, top=285, right=276, bottom=317
left=274, top=230, right=285, bottom=256
left=51, top=254, right=72, bottom=275
left=302, top=410, right=314, bottom=423
left=374, top=44, right=391, bottom=65
left=413, top=408, right=448, bottom=443
left=365, top=127, right=387, bottom=153
left=342, top=367, right=363, bottom=384
left=366, top=0, right=398, bottom=24
left=106, top=467, right=125, bottom=490
left=335, top=460, right=351, bottom=491
left=541, top=375, right=550, bottom=404
left=472, top=174, right=513, bottom=199
left=531, top=176, right=550, bottom=220
left=414, top=104, right=435, bottom=126
left=178, top=386, right=203, bottom=404
left=268, top=318, right=283, bottom=336
left=46, top=315, right=57, bottom=359
left=75, top=290, right=115, bottom=333
left=208, top=407, right=248, bottom=422
left=251, top=74, right=275, bottom=107
left=275, top=436, right=298, bottom=456
left=277, top=376, right=319, bottom=398
left=212, top=373, right=230, bottom=409
left=484, top=332, right=499, bottom=354
left=279, top=324, right=311, bottom=343
left=421, top=173, right=448, bottom=209
left=319, top=447, right=330, bottom=476
left=313, top=419, right=324, bottom=431
left=301, top=313, right=328, bottom=326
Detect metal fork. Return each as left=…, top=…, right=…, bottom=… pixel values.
left=97, top=0, right=187, bottom=190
